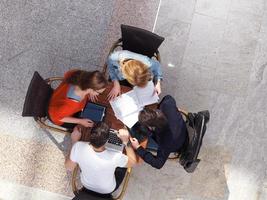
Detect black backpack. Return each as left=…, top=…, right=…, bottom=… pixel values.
left=179, top=111, right=210, bottom=173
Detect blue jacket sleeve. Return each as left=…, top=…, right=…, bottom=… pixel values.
left=136, top=146, right=170, bottom=169
left=107, top=51, right=121, bottom=81
left=150, top=59, right=163, bottom=81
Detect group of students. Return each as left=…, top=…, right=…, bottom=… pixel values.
left=48, top=50, right=188, bottom=196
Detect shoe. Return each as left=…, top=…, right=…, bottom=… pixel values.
left=198, top=110, right=210, bottom=123
left=184, top=159, right=201, bottom=173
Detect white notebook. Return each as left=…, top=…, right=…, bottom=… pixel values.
left=110, top=81, right=159, bottom=128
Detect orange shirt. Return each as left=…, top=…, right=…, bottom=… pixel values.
left=48, top=70, right=87, bottom=125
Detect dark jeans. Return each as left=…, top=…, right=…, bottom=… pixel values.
left=80, top=167, right=127, bottom=197
left=79, top=188, right=112, bottom=199
left=114, top=167, right=127, bottom=191
left=61, top=122, right=77, bottom=130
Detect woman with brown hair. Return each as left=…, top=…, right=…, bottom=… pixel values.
left=107, top=50, right=163, bottom=100
left=48, top=69, right=107, bottom=129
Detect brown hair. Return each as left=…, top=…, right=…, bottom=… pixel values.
left=121, top=59, right=151, bottom=87
left=81, top=122, right=110, bottom=148
left=66, top=70, right=107, bottom=91
left=138, top=108, right=168, bottom=130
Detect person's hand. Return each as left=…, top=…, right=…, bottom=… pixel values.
left=71, top=126, right=82, bottom=144
left=88, top=90, right=99, bottom=102
left=107, top=81, right=121, bottom=100
left=118, top=129, right=130, bottom=145
left=79, top=118, right=94, bottom=127
left=130, top=137, right=140, bottom=149
left=155, top=81, right=161, bottom=95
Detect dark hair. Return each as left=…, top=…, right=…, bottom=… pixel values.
left=88, top=122, right=110, bottom=148
left=66, top=70, right=107, bottom=91
left=138, top=108, right=168, bottom=130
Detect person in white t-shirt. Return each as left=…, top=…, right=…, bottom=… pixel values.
left=65, top=122, right=137, bottom=196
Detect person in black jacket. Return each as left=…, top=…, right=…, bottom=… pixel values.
left=130, top=95, right=188, bottom=169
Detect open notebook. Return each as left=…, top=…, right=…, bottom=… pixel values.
left=110, top=81, right=159, bottom=128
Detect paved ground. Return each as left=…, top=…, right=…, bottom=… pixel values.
left=0, top=0, right=267, bottom=199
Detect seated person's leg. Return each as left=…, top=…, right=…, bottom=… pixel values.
left=113, top=167, right=127, bottom=191
left=47, top=111, right=71, bottom=129
left=61, top=122, right=76, bottom=130
left=72, top=187, right=113, bottom=199
left=80, top=187, right=112, bottom=198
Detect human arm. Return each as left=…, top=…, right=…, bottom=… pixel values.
left=65, top=156, right=78, bottom=172
left=107, top=51, right=121, bottom=81
left=155, top=79, right=161, bottom=95
left=150, top=59, right=163, bottom=82
left=118, top=129, right=137, bottom=167
left=131, top=138, right=170, bottom=169
left=106, top=52, right=123, bottom=100
left=150, top=59, right=163, bottom=95
left=60, top=117, right=94, bottom=128
left=70, top=125, right=82, bottom=144
left=51, top=102, right=93, bottom=127
left=87, top=89, right=100, bottom=102
left=125, top=141, right=137, bottom=167
left=65, top=142, right=79, bottom=171
left=107, top=80, right=121, bottom=100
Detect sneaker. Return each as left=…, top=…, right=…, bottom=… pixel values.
left=197, top=110, right=210, bottom=123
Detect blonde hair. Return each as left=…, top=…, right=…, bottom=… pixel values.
left=120, top=59, right=151, bottom=87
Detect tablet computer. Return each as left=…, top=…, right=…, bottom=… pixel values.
left=80, top=102, right=106, bottom=122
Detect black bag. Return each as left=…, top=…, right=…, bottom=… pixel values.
left=179, top=111, right=209, bottom=173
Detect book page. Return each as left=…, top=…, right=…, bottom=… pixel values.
left=117, top=110, right=140, bottom=128
left=109, top=90, right=140, bottom=118
left=133, top=81, right=159, bottom=107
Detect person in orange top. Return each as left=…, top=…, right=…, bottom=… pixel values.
left=48, top=69, right=108, bottom=129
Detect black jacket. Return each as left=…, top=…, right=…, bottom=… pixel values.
left=136, top=95, right=187, bottom=169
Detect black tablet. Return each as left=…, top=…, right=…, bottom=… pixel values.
left=80, top=102, right=106, bottom=122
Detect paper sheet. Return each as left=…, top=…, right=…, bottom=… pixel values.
left=117, top=110, right=140, bottom=128
left=133, top=81, right=159, bottom=107
left=109, top=81, right=159, bottom=128
left=109, top=90, right=139, bottom=118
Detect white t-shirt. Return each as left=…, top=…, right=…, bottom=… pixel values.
left=70, top=142, right=128, bottom=194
